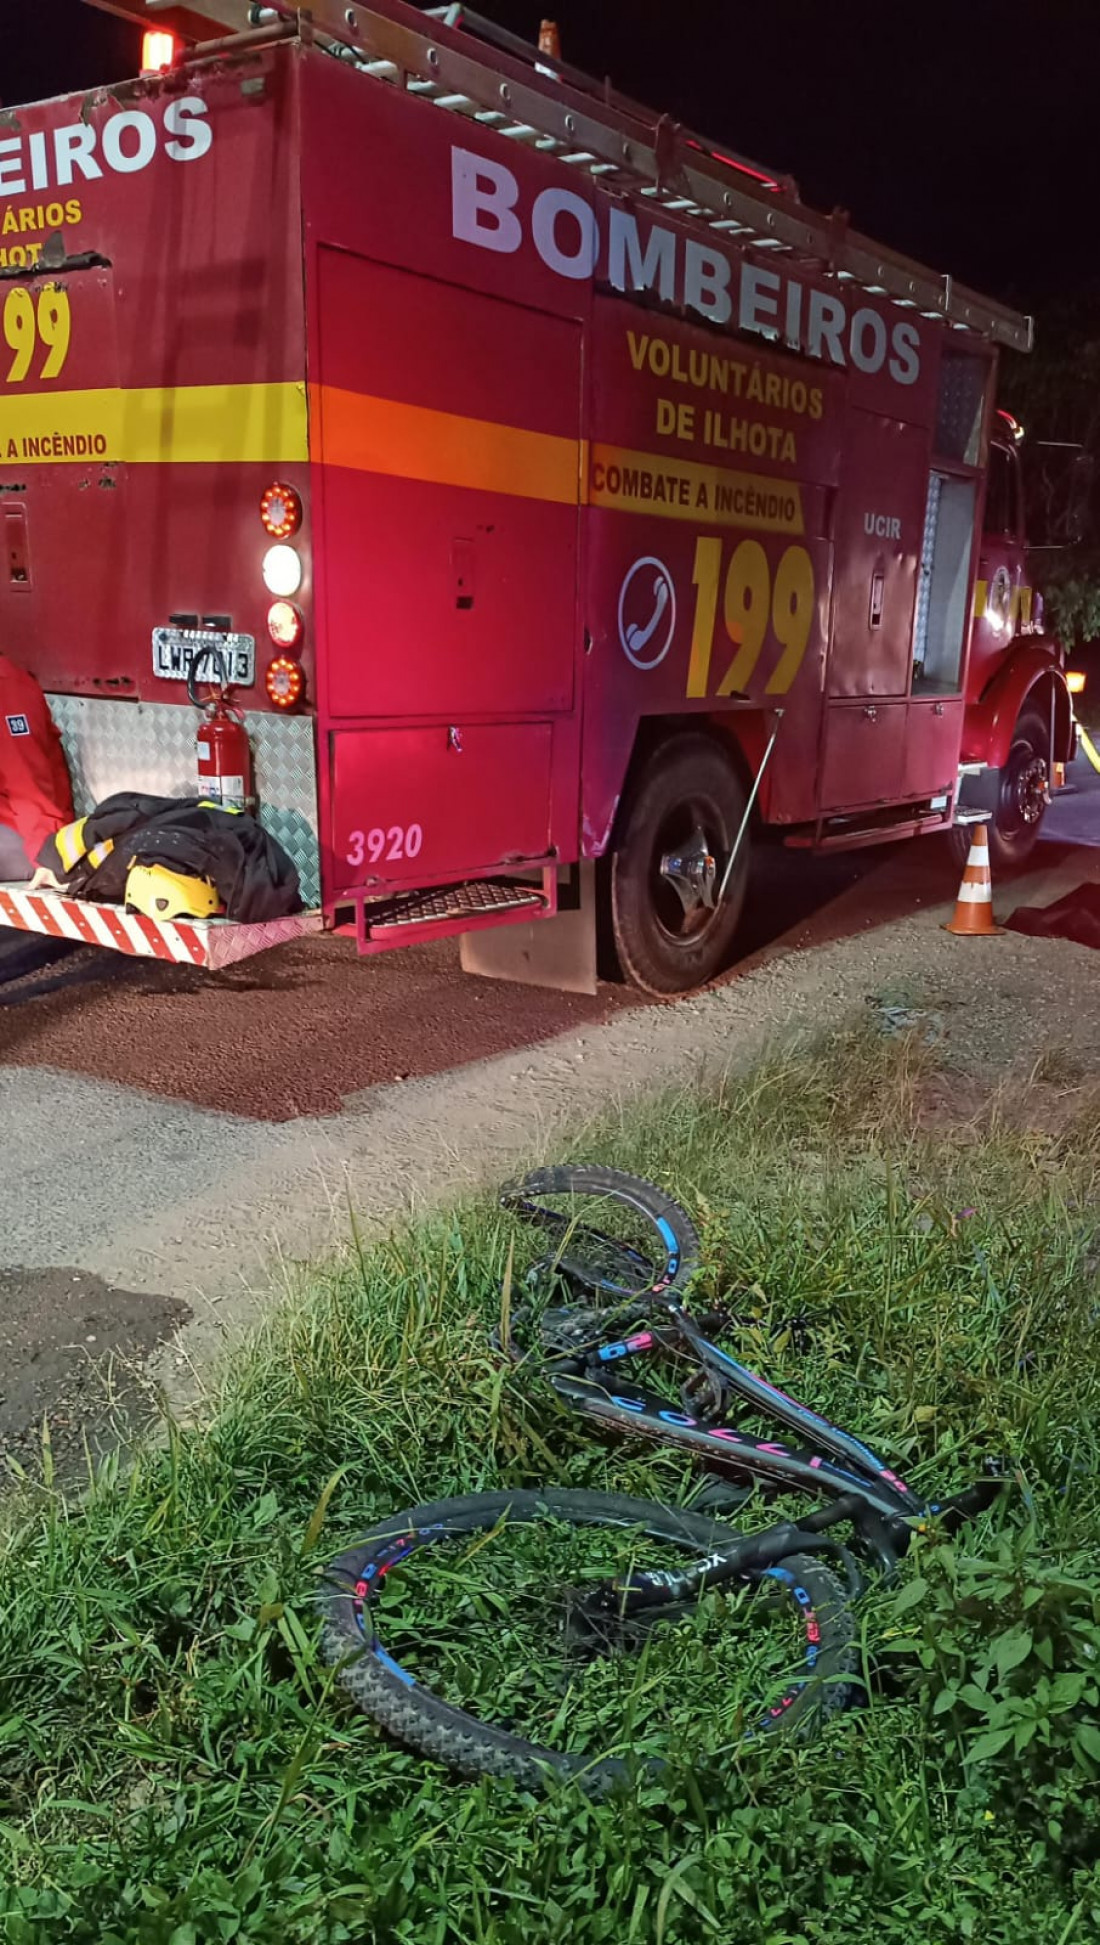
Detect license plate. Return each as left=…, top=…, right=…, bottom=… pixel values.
left=151, top=627, right=255, bottom=687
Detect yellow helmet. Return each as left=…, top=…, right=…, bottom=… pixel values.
left=125, top=862, right=223, bottom=922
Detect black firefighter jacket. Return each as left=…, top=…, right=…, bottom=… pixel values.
left=37, top=793, right=302, bottom=924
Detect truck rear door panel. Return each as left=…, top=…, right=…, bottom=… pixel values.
left=0, top=265, right=129, bottom=695
left=312, top=247, right=582, bottom=890
left=313, top=248, right=582, bottom=722
left=329, top=721, right=552, bottom=893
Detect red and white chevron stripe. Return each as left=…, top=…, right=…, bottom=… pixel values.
left=0, top=884, right=321, bottom=970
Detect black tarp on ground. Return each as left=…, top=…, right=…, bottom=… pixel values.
left=1007, top=884, right=1100, bottom=952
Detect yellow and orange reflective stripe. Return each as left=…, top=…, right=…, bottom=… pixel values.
left=6, top=381, right=805, bottom=536
left=311, top=385, right=585, bottom=506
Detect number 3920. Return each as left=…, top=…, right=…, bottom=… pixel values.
left=346, top=824, right=424, bottom=868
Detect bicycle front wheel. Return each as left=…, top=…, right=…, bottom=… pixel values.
left=500, top=1165, right=700, bottom=1302
left=320, top=1489, right=856, bottom=1791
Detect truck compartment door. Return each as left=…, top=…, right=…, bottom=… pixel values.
left=819, top=701, right=907, bottom=811
left=313, top=249, right=583, bottom=722
left=826, top=411, right=926, bottom=700
left=904, top=697, right=966, bottom=798
left=820, top=410, right=929, bottom=814
left=328, top=721, right=553, bottom=895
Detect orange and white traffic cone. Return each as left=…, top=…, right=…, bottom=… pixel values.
left=944, top=821, right=1003, bottom=936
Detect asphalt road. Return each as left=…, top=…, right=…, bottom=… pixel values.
left=1043, top=745, right=1100, bottom=846
left=0, top=835, right=876, bottom=1475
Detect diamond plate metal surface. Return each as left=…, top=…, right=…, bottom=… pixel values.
left=46, top=697, right=321, bottom=906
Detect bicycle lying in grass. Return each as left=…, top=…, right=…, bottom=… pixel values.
left=321, top=1168, right=1002, bottom=1789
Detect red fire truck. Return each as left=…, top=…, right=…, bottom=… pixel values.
left=0, top=0, right=1075, bottom=992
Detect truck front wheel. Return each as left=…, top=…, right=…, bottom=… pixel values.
left=609, top=735, right=749, bottom=996
left=953, top=705, right=1050, bottom=872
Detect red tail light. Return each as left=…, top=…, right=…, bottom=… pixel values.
left=267, top=600, right=304, bottom=651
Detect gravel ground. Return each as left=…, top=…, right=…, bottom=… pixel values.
left=0, top=846, right=871, bottom=1119
left=1, top=833, right=1098, bottom=1454
left=0, top=933, right=635, bottom=1120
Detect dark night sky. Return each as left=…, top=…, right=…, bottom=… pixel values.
left=2, top=0, right=1098, bottom=311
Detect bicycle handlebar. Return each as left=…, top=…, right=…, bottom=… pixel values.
left=929, top=1477, right=1005, bottom=1529
left=608, top=1475, right=1006, bottom=1615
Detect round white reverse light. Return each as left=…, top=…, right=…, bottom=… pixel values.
left=262, top=544, right=303, bottom=597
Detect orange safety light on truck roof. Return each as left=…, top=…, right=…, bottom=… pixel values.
left=141, top=31, right=182, bottom=74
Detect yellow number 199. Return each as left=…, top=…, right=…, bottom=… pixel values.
left=4, top=284, right=72, bottom=384
left=687, top=534, right=815, bottom=700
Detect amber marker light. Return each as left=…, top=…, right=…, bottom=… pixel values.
left=260, top=482, right=303, bottom=539
left=266, top=656, right=304, bottom=709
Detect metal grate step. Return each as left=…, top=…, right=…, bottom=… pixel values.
left=366, top=879, right=547, bottom=933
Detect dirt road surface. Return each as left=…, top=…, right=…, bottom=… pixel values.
left=0, top=844, right=874, bottom=1119
left=1, top=778, right=1098, bottom=1470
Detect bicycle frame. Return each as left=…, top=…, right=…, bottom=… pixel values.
left=501, top=1175, right=1002, bottom=1612
left=538, top=1305, right=1003, bottom=1616
left=541, top=1299, right=921, bottom=1526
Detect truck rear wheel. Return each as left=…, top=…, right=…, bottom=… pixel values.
left=952, top=705, right=1050, bottom=872
left=609, top=735, right=749, bottom=996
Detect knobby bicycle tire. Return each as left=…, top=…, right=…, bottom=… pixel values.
left=320, top=1488, right=857, bottom=1792
left=499, top=1165, right=701, bottom=1300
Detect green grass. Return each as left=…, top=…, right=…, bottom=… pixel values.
left=2, top=1029, right=1100, bottom=1943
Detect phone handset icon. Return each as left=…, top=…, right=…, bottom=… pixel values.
left=624, top=575, right=670, bottom=657
left=618, top=556, right=677, bottom=670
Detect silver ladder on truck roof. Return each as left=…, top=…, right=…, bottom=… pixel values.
left=87, top=0, right=1032, bottom=352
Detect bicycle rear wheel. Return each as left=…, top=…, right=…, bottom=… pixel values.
left=320, top=1488, right=856, bottom=1791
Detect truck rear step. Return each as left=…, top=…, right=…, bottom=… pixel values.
left=0, top=884, right=322, bottom=970
left=352, top=874, right=554, bottom=952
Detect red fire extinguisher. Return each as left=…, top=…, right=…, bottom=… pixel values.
left=189, top=648, right=254, bottom=812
